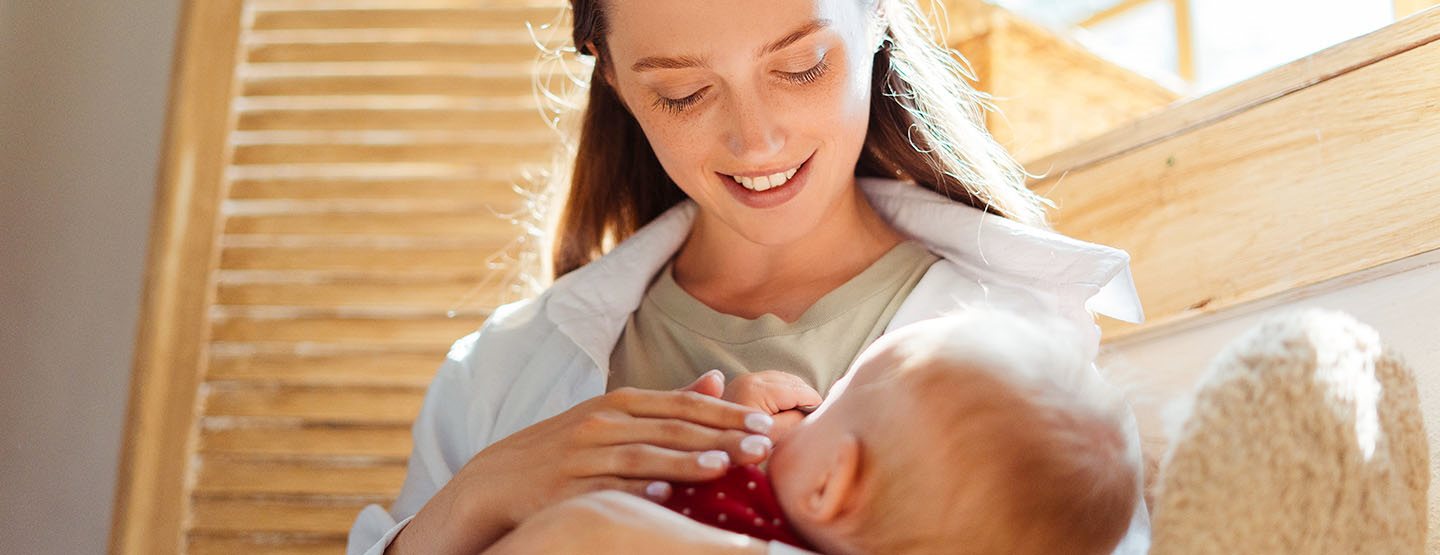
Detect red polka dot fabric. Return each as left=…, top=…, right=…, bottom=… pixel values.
left=661, top=464, right=815, bottom=550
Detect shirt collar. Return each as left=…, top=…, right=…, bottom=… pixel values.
left=546, top=176, right=1144, bottom=371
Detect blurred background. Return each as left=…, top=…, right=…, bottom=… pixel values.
left=1, top=0, right=1433, bottom=553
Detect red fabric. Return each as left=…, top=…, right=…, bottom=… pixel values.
left=661, top=464, right=815, bottom=550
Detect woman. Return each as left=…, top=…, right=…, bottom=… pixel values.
left=348, top=0, right=1149, bottom=553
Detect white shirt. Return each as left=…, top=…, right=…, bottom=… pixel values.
left=346, top=176, right=1151, bottom=555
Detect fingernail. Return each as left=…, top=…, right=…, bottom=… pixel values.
left=644, top=481, right=671, bottom=500
left=698, top=450, right=729, bottom=469
left=744, top=413, right=773, bottom=434
left=797, top=404, right=820, bottom=414
left=741, top=434, right=772, bottom=457
left=704, top=368, right=723, bottom=381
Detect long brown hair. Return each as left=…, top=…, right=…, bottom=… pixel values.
left=537, top=0, right=1050, bottom=280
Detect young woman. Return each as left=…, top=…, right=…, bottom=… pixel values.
left=348, top=0, right=1149, bottom=553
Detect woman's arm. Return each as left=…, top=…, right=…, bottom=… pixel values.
left=380, top=381, right=776, bottom=554
left=483, top=491, right=769, bottom=555
left=346, top=326, right=780, bottom=555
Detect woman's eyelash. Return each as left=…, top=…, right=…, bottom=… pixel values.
left=653, top=89, right=707, bottom=115
left=651, top=55, right=832, bottom=115
left=782, top=55, right=831, bottom=85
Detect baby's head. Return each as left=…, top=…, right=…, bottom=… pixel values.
left=768, top=308, right=1140, bottom=555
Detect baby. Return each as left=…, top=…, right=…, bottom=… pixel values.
left=663, top=308, right=1142, bottom=555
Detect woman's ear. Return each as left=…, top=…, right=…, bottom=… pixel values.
left=584, top=40, right=620, bottom=91
left=804, top=432, right=862, bottom=523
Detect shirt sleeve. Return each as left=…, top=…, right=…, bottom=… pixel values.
left=346, top=335, right=480, bottom=555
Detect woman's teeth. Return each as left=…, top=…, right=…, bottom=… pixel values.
left=729, top=166, right=800, bottom=192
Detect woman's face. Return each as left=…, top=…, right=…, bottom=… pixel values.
left=600, top=0, right=879, bottom=247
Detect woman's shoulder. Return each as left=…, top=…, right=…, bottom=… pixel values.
left=438, top=290, right=568, bottom=381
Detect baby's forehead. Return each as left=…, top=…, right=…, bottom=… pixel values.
left=856, top=353, right=1021, bottom=412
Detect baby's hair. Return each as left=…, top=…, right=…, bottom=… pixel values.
left=844, top=307, right=1141, bottom=554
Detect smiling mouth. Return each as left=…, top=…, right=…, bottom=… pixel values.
left=719, top=154, right=811, bottom=192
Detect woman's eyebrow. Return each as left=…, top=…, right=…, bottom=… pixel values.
left=629, top=18, right=833, bottom=73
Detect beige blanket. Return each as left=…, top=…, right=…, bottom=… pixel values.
left=1150, top=309, right=1428, bottom=554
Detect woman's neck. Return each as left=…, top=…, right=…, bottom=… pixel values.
left=671, top=184, right=906, bottom=322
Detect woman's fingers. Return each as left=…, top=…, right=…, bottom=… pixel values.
left=607, top=387, right=774, bottom=435
left=581, top=443, right=739, bottom=483
left=592, top=416, right=772, bottom=464
left=575, top=477, right=674, bottom=503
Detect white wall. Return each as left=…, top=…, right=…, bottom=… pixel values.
left=0, top=1, right=180, bottom=553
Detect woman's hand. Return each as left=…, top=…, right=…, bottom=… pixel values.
left=722, top=371, right=823, bottom=439
left=386, top=371, right=776, bottom=555
left=483, top=490, right=769, bottom=555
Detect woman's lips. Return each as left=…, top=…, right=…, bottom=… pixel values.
left=718, top=153, right=813, bottom=210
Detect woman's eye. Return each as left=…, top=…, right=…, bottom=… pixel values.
left=780, top=55, right=831, bottom=85
left=653, top=87, right=708, bottom=115
left=649, top=55, right=832, bottom=116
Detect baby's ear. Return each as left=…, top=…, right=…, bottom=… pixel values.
left=804, top=433, right=862, bottom=523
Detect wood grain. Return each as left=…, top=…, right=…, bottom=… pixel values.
left=1039, top=21, right=1440, bottom=340
left=109, top=1, right=245, bottom=553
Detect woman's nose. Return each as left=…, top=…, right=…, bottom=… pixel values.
left=723, top=91, right=786, bottom=162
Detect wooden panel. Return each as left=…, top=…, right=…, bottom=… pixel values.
left=932, top=0, right=1177, bottom=162
left=1042, top=27, right=1440, bottom=340
left=247, top=41, right=538, bottom=64
left=219, top=245, right=503, bottom=272
left=983, top=12, right=1178, bottom=162
left=207, top=349, right=448, bottom=387
left=215, top=277, right=504, bottom=309
left=227, top=177, right=529, bottom=201
left=110, top=1, right=245, bottom=553
left=125, top=1, right=567, bottom=552
left=209, top=314, right=483, bottom=344
left=204, top=386, right=425, bottom=424
left=1027, top=8, right=1440, bottom=179
left=191, top=498, right=367, bottom=535
left=1395, top=0, right=1440, bottom=19
left=252, top=8, right=564, bottom=31
left=236, top=107, right=544, bottom=131
left=242, top=74, right=534, bottom=97
left=231, top=140, right=556, bottom=165
left=187, top=537, right=346, bottom=555
left=194, top=458, right=407, bottom=497
left=200, top=425, right=413, bottom=459
left=224, top=211, right=518, bottom=236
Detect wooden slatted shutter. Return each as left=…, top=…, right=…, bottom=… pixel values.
left=114, top=1, right=572, bottom=553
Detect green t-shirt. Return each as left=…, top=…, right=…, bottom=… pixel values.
left=607, top=240, right=940, bottom=396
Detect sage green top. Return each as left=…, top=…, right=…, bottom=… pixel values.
left=607, top=240, right=940, bottom=396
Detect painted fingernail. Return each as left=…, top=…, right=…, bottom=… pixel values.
left=698, top=450, right=729, bottom=469
left=644, top=481, right=672, bottom=500
left=741, top=434, right=772, bottom=457
left=744, top=413, right=774, bottom=434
